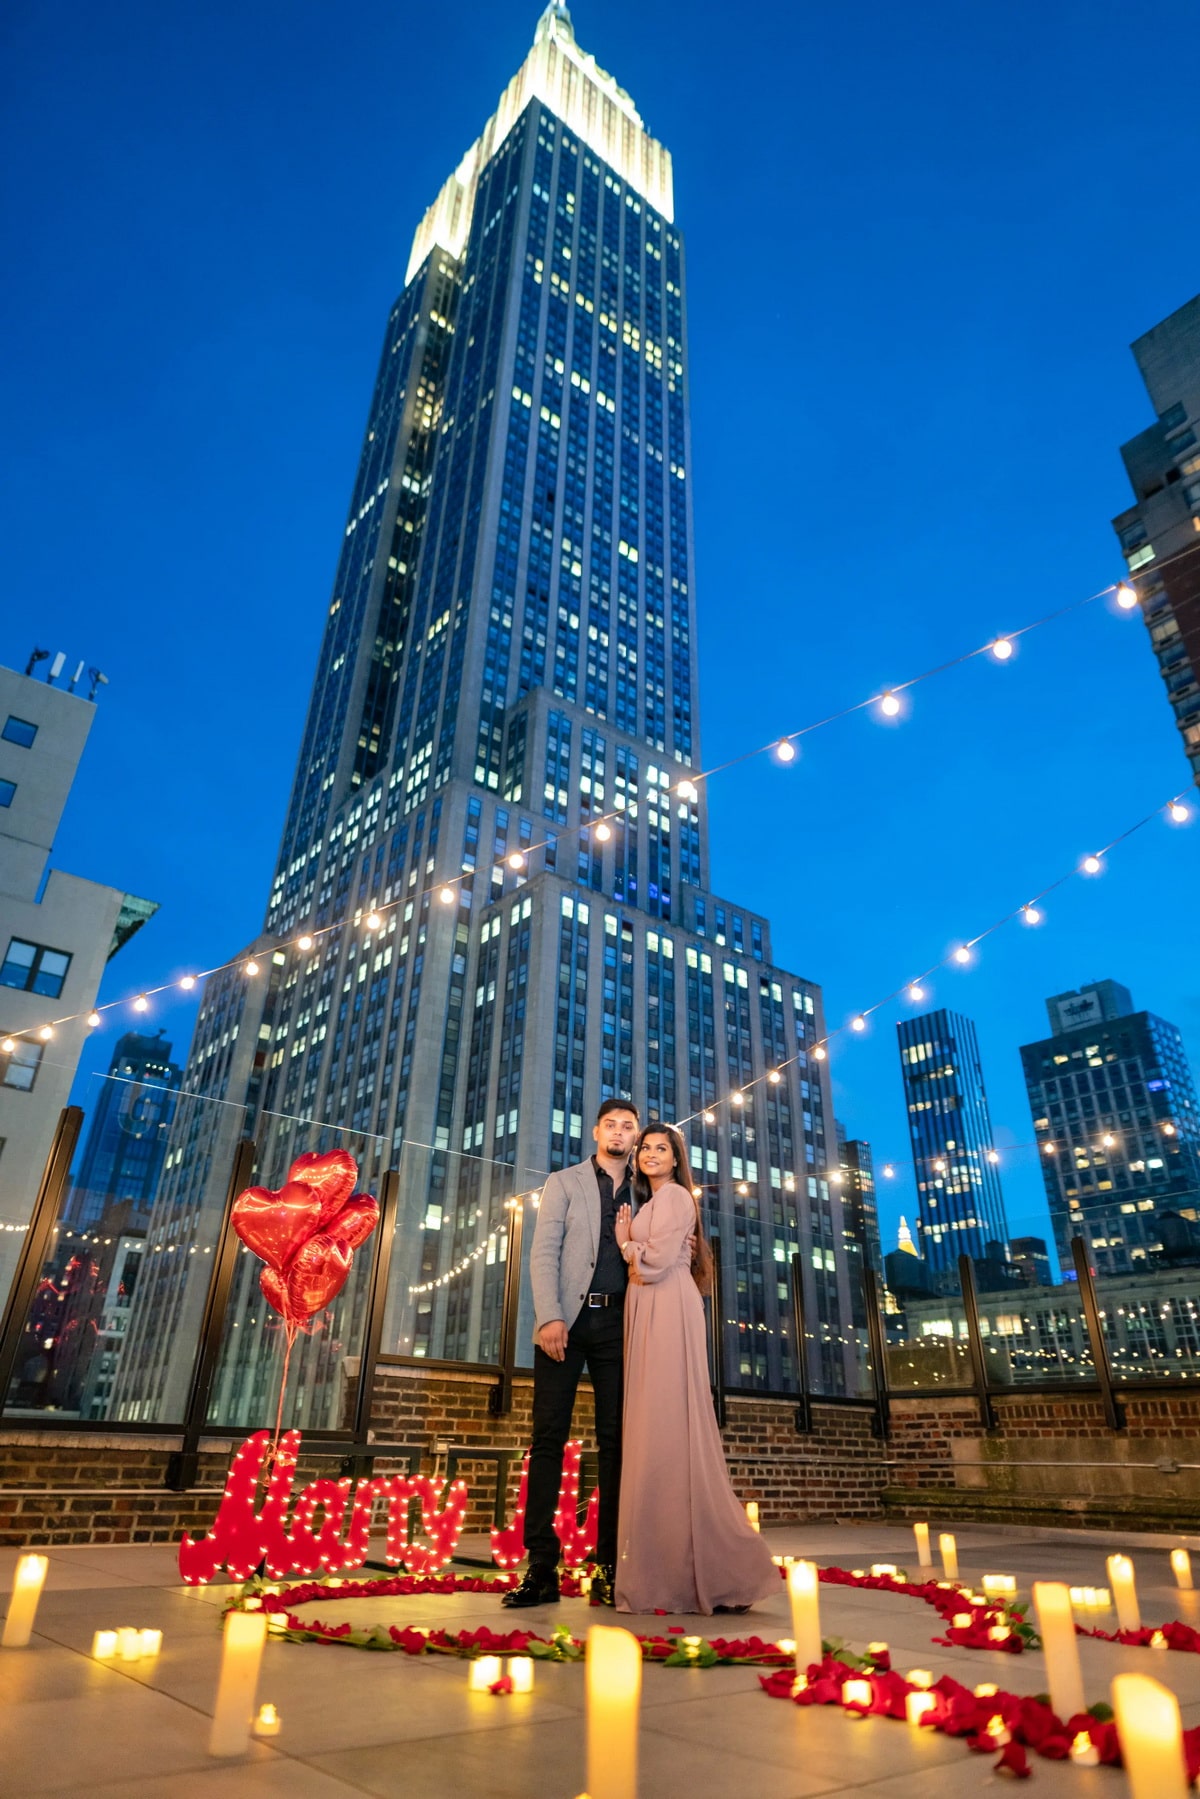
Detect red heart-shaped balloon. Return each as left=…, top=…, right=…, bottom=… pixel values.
left=287, top=1150, right=358, bottom=1230
left=259, top=1264, right=293, bottom=1320
left=287, top=1234, right=354, bottom=1319
left=329, top=1193, right=379, bottom=1252
left=232, top=1182, right=322, bottom=1271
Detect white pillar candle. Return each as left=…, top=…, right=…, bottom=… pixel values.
left=208, top=1610, right=268, bottom=1757
left=1170, top=1548, right=1193, bottom=1591
left=587, top=1625, right=641, bottom=1799
left=1111, top=1672, right=1188, bottom=1799
left=1, top=1553, right=48, bottom=1649
left=509, top=1655, right=534, bottom=1693
left=938, top=1533, right=958, bottom=1581
left=982, top=1574, right=1015, bottom=1600
left=468, top=1655, right=502, bottom=1691
left=1107, top=1554, right=1141, bottom=1632
left=787, top=1561, right=823, bottom=1675
left=913, top=1521, right=932, bottom=1567
left=869, top=1563, right=897, bottom=1578
left=1032, top=1583, right=1086, bottom=1725
left=745, top=1502, right=760, bottom=1532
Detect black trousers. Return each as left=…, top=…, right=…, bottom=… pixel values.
left=524, top=1302, right=623, bottom=1570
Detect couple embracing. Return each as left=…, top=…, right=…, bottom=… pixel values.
left=502, top=1099, right=777, bottom=1616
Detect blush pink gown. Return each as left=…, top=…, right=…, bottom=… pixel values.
left=615, top=1180, right=778, bottom=1615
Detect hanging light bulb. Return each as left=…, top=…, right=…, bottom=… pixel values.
left=882, top=1164, right=895, bottom=1179
left=1101, top=1133, right=1116, bottom=1148
left=594, top=822, right=612, bottom=842
left=703, top=1110, right=715, bottom=1124
left=768, top=1070, right=782, bottom=1084
left=692, top=1186, right=703, bottom=1199
left=438, top=886, right=456, bottom=904
left=731, top=1091, right=744, bottom=1106
left=87, top=1011, right=101, bottom=1028
left=990, top=637, right=1014, bottom=661
left=987, top=1149, right=1000, bottom=1165
left=851, top=1015, right=867, bottom=1033
left=1022, top=904, right=1042, bottom=926
left=365, top=910, right=382, bottom=930
left=1043, top=1142, right=1057, bottom=1156
left=774, top=739, right=796, bottom=763
left=1, top=1036, right=14, bottom=1054
left=933, top=1159, right=946, bottom=1174
left=953, top=945, right=972, bottom=965
left=507, top=852, right=526, bottom=870
left=133, top=996, right=149, bottom=1013
left=297, top=934, right=314, bottom=951
left=1116, top=583, right=1138, bottom=610
left=1163, top=1122, right=1177, bottom=1137
left=180, top=975, right=197, bottom=991
left=879, top=692, right=901, bottom=718
left=907, top=982, right=926, bottom=1003
left=39, top=1025, right=53, bottom=1042
left=245, top=960, right=260, bottom=977
left=677, top=779, right=699, bottom=802
left=813, top=1045, right=827, bottom=1061
left=1169, top=801, right=1191, bottom=824
left=1081, top=854, right=1102, bottom=876
left=736, top=1182, right=749, bottom=1196
left=828, top=1170, right=843, bottom=1185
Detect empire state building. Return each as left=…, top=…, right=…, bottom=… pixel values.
left=116, top=5, right=862, bottom=1424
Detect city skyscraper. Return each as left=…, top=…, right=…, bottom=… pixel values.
left=1020, top=980, right=1200, bottom=1278
left=66, top=1031, right=181, bottom=1230
left=115, top=5, right=860, bottom=1423
left=835, top=1122, right=882, bottom=1330
left=896, top=1008, right=1009, bottom=1275
left=1111, top=293, right=1200, bottom=786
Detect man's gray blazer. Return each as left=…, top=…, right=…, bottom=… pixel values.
left=529, top=1157, right=624, bottom=1337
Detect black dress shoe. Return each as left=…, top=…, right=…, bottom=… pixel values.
left=501, top=1567, right=560, bottom=1608
left=589, top=1563, right=616, bottom=1607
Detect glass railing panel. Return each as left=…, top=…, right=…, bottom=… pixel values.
left=1092, top=1267, right=1200, bottom=1383
left=2, top=1071, right=246, bottom=1424
left=883, top=1258, right=974, bottom=1389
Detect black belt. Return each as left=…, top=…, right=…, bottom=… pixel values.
left=585, top=1291, right=624, bottom=1308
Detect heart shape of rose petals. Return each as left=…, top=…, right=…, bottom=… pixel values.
left=288, top=1150, right=358, bottom=1230
left=287, top=1234, right=354, bottom=1319
left=329, top=1194, right=379, bottom=1253
left=232, top=1182, right=322, bottom=1271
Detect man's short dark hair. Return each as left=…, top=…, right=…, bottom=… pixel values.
left=596, top=1097, right=640, bottom=1124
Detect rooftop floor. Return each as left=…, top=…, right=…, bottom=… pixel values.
left=2, top=1522, right=1198, bottom=1797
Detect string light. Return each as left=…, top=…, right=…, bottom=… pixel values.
left=1043, top=1143, right=1057, bottom=1156
left=1116, top=584, right=1138, bottom=609
left=1169, top=801, right=1191, bottom=823
left=87, top=1012, right=101, bottom=1028
left=774, top=739, right=796, bottom=763
left=703, top=1110, right=715, bottom=1124
left=952, top=945, right=972, bottom=965
left=593, top=822, right=612, bottom=842
left=244, top=960, right=260, bottom=977
left=907, top=982, right=925, bottom=1003
left=1022, top=904, right=1042, bottom=925
left=38, top=1025, right=53, bottom=1041
left=438, top=887, right=456, bottom=905
left=365, top=910, right=382, bottom=930
left=882, top=1164, right=895, bottom=1179
left=768, top=1070, right=782, bottom=1084
left=987, top=1150, right=1000, bottom=1165
left=507, top=852, right=525, bottom=870
left=990, top=637, right=1014, bottom=661
left=813, top=1045, right=827, bottom=1061
left=133, top=996, right=149, bottom=1013
left=731, top=1091, right=744, bottom=1106
left=676, top=779, right=699, bottom=802
left=2, top=1037, right=15, bottom=1054
left=1082, top=854, right=1103, bottom=875
left=851, top=1015, right=867, bottom=1033
left=180, top=975, right=197, bottom=991
left=879, top=692, right=901, bottom=718
left=297, top=934, right=314, bottom=951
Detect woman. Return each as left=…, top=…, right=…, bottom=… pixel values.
left=613, top=1123, right=778, bottom=1615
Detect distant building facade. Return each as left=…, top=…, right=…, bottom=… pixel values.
left=1020, top=981, right=1200, bottom=1278
left=896, top=1008, right=1009, bottom=1274
left=0, top=658, right=155, bottom=1298
left=1010, top=1235, right=1053, bottom=1288
left=1111, top=293, right=1200, bottom=786
left=66, top=1031, right=181, bottom=1230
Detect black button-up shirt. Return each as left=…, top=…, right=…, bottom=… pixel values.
left=590, top=1154, right=631, bottom=1294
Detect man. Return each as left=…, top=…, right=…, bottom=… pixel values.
left=501, top=1097, right=639, bottom=1609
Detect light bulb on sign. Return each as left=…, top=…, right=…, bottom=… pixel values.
left=990, top=637, right=1014, bottom=661
left=438, top=887, right=456, bottom=905
left=1116, top=583, right=1138, bottom=610
left=507, top=852, right=525, bottom=870
left=879, top=692, right=901, bottom=718
left=774, top=739, right=796, bottom=763
left=1169, top=801, right=1190, bottom=823
left=593, top=822, right=612, bottom=842
left=1022, top=904, right=1042, bottom=925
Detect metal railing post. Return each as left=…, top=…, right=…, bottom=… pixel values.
left=0, top=1107, right=83, bottom=1411
left=789, top=1251, right=813, bottom=1434
left=349, top=1166, right=399, bottom=1447
left=1071, top=1235, right=1126, bottom=1431
left=165, top=1136, right=257, bottom=1490
left=489, top=1196, right=525, bottom=1417
left=709, top=1235, right=727, bottom=1429
left=861, top=1264, right=891, bottom=1438
left=957, top=1253, right=998, bottom=1430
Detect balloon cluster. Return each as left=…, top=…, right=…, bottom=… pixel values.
left=231, top=1150, right=379, bottom=1339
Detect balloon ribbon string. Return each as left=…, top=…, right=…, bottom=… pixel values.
left=272, top=1326, right=297, bottom=1458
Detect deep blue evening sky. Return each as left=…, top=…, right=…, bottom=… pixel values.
left=4, top=0, right=1199, bottom=1255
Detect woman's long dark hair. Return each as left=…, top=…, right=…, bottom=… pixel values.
left=630, top=1123, right=713, bottom=1296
